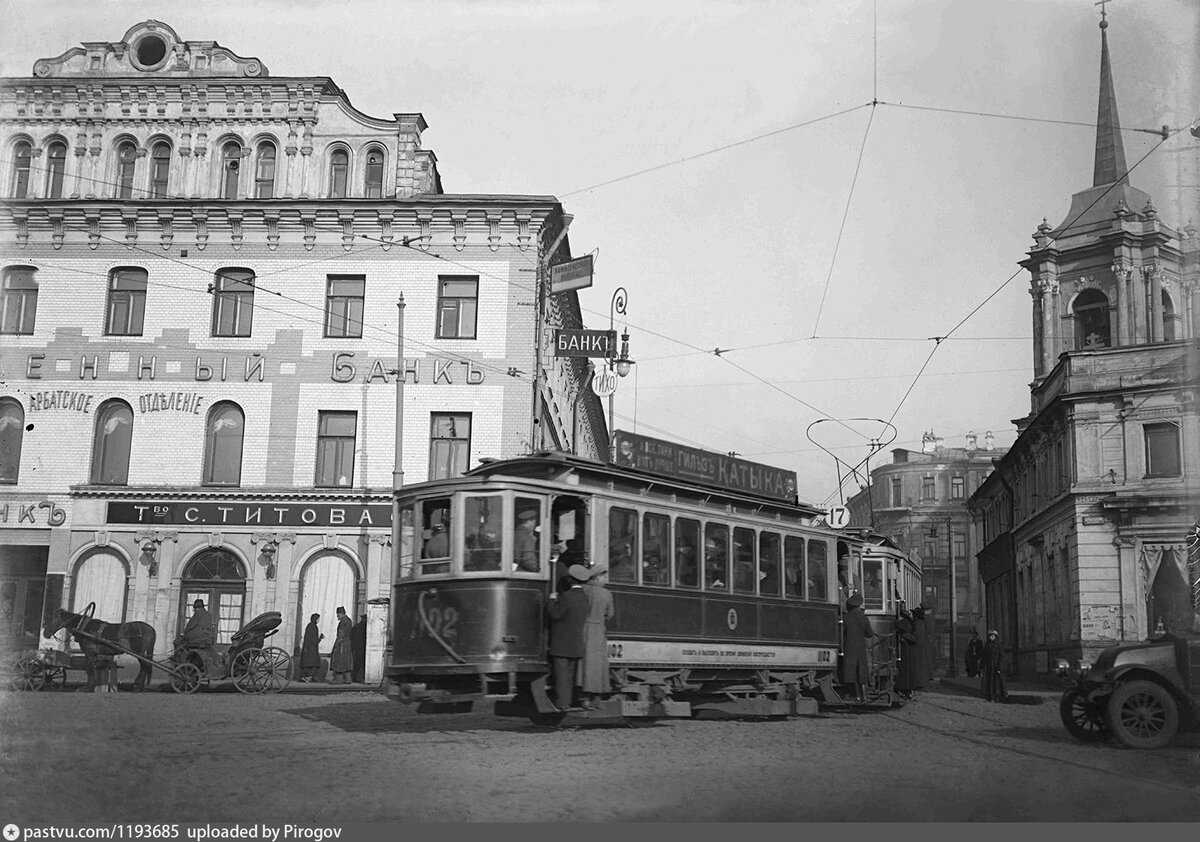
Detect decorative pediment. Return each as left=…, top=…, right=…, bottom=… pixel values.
left=31, top=21, right=267, bottom=79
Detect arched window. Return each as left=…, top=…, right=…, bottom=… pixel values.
left=149, top=142, right=171, bottom=198
left=90, top=400, right=133, bottom=485
left=1162, top=289, right=1179, bottom=342
left=211, top=268, right=254, bottom=337
left=203, top=402, right=244, bottom=486
left=11, top=141, right=32, bottom=198
left=254, top=142, right=276, bottom=199
left=181, top=549, right=246, bottom=645
left=45, top=141, right=67, bottom=199
left=364, top=148, right=384, bottom=198
left=222, top=141, right=242, bottom=199
left=116, top=141, right=137, bottom=199
left=105, top=267, right=147, bottom=336
left=71, top=551, right=128, bottom=624
left=0, top=397, right=24, bottom=483
left=329, top=149, right=349, bottom=198
left=1, top=265, right=37, bottom=335
left=1073, top=289, right=1111, bottom=350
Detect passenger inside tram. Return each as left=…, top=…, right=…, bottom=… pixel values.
left=464, top=497, right=502, bottom=571
left=513, top=504, right=541, bottom=572
left=704, top=527, right=728, bottom=590
left=421, top=505, right=450, bottom=560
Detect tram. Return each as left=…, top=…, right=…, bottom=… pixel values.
left=384, top=447, right=921, bottom=723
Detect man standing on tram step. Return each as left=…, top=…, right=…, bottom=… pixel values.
left=895, top=602, right=926, bottom=700
left=581, top=564, right=615, bottom=709
left=914, top=600, right=936, bottom=682
left=839, top=593, right=874, bottom=703
left=554, top=538, right=585, bottom=594
left=547, top=564, right=592, bottom=710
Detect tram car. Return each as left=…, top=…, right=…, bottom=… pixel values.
left=384, top=449, right=920, bottom=723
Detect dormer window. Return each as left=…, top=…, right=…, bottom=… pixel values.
left=364, top=149, right=384, bottom=198
left=45, top=141, right=66, bottom=199
left=222, top=142, right=242, bottom=199
left=329, top=149, right=349, bottom=198
left=132, top=34, right=169, bottom=71
left=149, top=142, right=170, bottom=198
left=117, top=142, right=137, bottom=199
left=254, top=142, right=276, bottom=199
left=10, top=141, right=31, bottom=198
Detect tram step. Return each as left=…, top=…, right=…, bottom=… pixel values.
left=691, top=697, right=818, bottom=717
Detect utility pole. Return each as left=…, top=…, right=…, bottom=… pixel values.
left=946, top=516, right=959, bottom=677
left=390, top=295, right=406, bottom=573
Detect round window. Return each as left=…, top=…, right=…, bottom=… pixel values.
left=135, top=35, right=168, bottom=68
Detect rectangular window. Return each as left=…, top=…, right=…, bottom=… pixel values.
left=951, top=475, right=965, bottom=500
left=463, top=495, right=503, bottom=572
left=953, top=534, right=966, bottom=561
left=315, top=411, right=356, bottom=487
left=418, top=498, right=451, bottom=576
left=105, top=268, right=147, bottom=336
left=783, top=536, right=805, bottom=598
left=513, top=498, right=542, bottom=573
left=704, top=523, right=729, bottom=591
left=1, top=266, right=37, bottom=335
left=889, top=476, right=902, bottom=508
left=211, top=270, right=254, bottom=337
left=608, top=507, right=638, bottom=583
left=1144, top=422, right=1181, bottom=477
left=642, top=513, right=670, bottom=585
left=675, top=518, right=700, bottom=588
left=436, top=276, right=478, bottom=339
left=733, top=527, right=756, bottom=594
left=324, top=275, right=364, bottom=338
left=862, top=557, right=884, bottom=611
left=920, top=475, right=936, bottom=501
left=807, top=540, right=829, bottom=602
left=428, top=413, right=471, bottom=480
left=759, top=532, right=781, bottom=597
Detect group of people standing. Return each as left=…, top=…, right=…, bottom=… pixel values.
left=546, top=558, right=614, bottom=711
left=965, top=628, right=1007, bottom=702
left=299, top=607, right=368, bottom=684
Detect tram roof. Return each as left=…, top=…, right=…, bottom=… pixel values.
left=456, top=451, right=826, bottom=518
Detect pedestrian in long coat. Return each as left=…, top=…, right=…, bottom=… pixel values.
left=917, top=600, right=936, bottom=681
left=581, top=566, right=615, bottom=706
left=981, top=629, right=1007, bottom=702
left=894, top=607, right=927, bottom=697
left=839, top=593, right=875, bottom=702
left=329, top=606, right=354, bottom=684
left=547, top=564, right=591, bottom=709
left=965, top=629, right=984, bottom=678
left=350, top=614, right=367, bottom=684
left=300, top=613, right=323, bottom=682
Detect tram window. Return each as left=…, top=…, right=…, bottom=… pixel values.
left=419, top=499, right=451, bottom=575
left=397, top=507, right=415, bottom=579
left=783, top=536, right=805, bottom=598
left=807, top=540, right=829, bottom=601
left=642, top=513, right=670, bottom=586
left=732, top=527, right=755, bottom=594
left=863, top=558, right=884, bottom=611
left=463, top=495, right=503, bottom=571
left=704, top=524, right=729, bottom=591
left=608, top=507, right=637, bottom=583
left=759, top=532, right=781, bottom=597
left=675, top=518, right=700, bottom=588
left=513, top=498, right=542, bottom=573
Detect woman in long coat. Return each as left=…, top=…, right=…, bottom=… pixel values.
left=329, top=606, right=354, bottom=684
left=300, top=613, right=323, bottom=682
left=580, top=565, right=615, bottom=708
left=917, top=600, right=936, bottom=682
left=895, top=606, right=927, bottom=698
left=839, top=593, right=875, bottom=702
left=981, top=629, right=1007, bottom=702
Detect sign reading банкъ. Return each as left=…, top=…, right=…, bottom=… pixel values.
left=611, top=430, right=800, bottom=504
left=107, top=501, right=392, bottom=528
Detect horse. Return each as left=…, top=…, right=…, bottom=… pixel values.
left=44, top=607, right=157, bottom=691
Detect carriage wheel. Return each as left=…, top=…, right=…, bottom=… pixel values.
left=231, top=648, right=292, bottom=694
left=42, top=664, right=67, bottom=690
left=170, top=663, right=203, bottom=694
left=257, top=647, right=292, bottom=694
left=231, top=649, right=266, bottom=694
left=10, top=657, right=46, bottom=691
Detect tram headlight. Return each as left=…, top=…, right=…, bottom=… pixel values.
left=490, top=644, right=508, bottom=661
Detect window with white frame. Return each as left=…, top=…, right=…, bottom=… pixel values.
left=329, top=148, right=349, bottom=198
left=116, top=141, right=137, bottom=199
left=316, top=411, right=356, bottom=487
left=211, top=269, right=255, bottom=337
left=203, top=402, right=245, bottom=486
left=105, top=268, right=147, bottom=336
left=11, top=141, right=32, bottom=198
left=324, top=275, right=364, bottom=338
left=91, top=400, right=134, bottom=485
left=254, top=142, right=276, bottom=199
left=436, top=276, right=478, bottom=339
left=1, top=266, right=37, bottom=334
left=1144, top=422, right=1181, bottom=477
left=429, top=413, right=471, bottom=480
left=364, top=149, right=384, bottom=198
left=45, top=141, right=66, bottom=199
left=149, top=142, right=171, bottom=198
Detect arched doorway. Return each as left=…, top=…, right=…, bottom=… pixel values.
left=180, top=548, right=247, bottom=647
left=71, top=549, right=129, bottom=621
left=297, top=551, right=358, bottom=656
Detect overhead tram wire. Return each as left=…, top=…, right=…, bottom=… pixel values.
left=877, top=100, right=1172, bottom=139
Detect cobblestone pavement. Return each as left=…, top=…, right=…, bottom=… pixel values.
left=2, top=684, right=1198, bottom=823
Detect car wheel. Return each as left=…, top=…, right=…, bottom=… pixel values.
left=1106, top=679, right=1179, bottom=750
left=1059, top=689, right=1110, bottom=742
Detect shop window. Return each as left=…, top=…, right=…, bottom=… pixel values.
left=759, top=531, right=781, bottom=596
left=105, top=267, right=147, bottom=336
left=254, top=142, right=276, bottom=199
left=149, top=142, right=171, bottom=198
left=315, top=411, right=356, bottom=487
left=0, top=397, right=24, bottom=483
left=733, top=527, right=755, bottom=594
left=116, top=141, right=137, bottom=199
left=1144, top=422, right=1181, bottom=477
left=642, top=513, right=670, bottom=585
left=807, top=540, right=829, bottom=601
left=211, top=269, right=255, bottom=337
left=364, top=148, right=384, bottom=198
left=784, top=535, right=805, bottom=598
left=11, top=141, right=31, bottom=198
left=324, top=275, right=364, bottom=338
left=329, top=148, right=349, bottom=198
left=90, top=400, right=133, bottom=485
left=608, top=507, right=637, bottom=583
left=675, top=518, right=700, bottom=588
left=203, top=402, right=244, bottom=486
left=221, top=141, right=242, bottom=199
left=45, top=141, right=66, bottom=199
left=1073, top=289, right=1111, bottom=349
left=436, top=276, right=478, bottom=339
left=429, top=413, right=470, bottom=480
left=1, top=265, right=37, bottom=334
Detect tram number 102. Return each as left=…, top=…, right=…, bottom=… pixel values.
left=608, top=643, right=624, bottom=659
left=410, top=604, right=459, bottom=643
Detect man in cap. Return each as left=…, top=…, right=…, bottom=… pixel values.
left=514, top=507, right=540, bottom=572
left=547, top=564, right=592, bottom=710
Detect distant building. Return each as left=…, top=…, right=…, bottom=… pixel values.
left=846, top=429, right=1008, bottom=672
left=968, top=14, right=1200, bottom=675
left=0, top=21, right=607, bottom=664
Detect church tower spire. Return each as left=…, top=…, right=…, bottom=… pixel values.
left=1092, top=6, right=1128, bottom=186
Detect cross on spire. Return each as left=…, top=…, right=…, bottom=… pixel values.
left=1095, top=0, right=1114, bottom=26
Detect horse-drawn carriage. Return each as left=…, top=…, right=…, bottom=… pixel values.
left=10, top=605, right=292, bottom=695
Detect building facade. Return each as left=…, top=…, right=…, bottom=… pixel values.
left=0, top=20, right=608, bottom=674
left=969, top=16, right=1200, bottom=675
left=846, top=430, right=1007, bottom=672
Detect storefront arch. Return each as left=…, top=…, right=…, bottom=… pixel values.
left=180, top=547, right=247, bottom=646
left=296, top=550, right=360, bottom=653
left=70, top=549, right=129, bottom=624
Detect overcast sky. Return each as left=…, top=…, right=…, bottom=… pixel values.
left=4, top=0, right=1197, bottom=508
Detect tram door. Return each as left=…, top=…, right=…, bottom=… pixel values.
left=551, top=495, right=590, bottom=576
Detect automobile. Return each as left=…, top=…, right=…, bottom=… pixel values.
left=1057, top=631, right=1200, bottom=749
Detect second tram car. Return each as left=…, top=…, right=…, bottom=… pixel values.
left=384, top=450, right=921, bottom=723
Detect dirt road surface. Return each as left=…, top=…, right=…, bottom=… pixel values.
left=2, top=686, right=1198, bottom=822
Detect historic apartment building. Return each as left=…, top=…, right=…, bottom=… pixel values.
left=969, top=15, right=1200, bottom=675
left=846, top=430, right=1007, bottom=671
left=0, top=21, right=607, bottom=670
